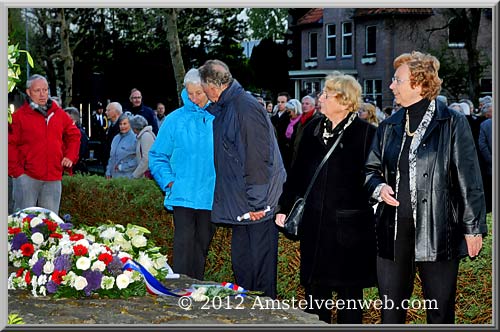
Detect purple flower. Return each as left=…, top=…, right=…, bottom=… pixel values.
left=32, top=257, right=46, bottom=277
left=54, top=254, right=72, bottom=272
left=11, top=232, right=28, bottom=250
left=59, top=223, right=74, bottom=231
left=63, top=214, right=72, bottom=222
left=46, top=280, right=59, bottom=294
left=31, top=224, right=47, bottom=234
left=107, top=256, right=123, bottom=276
left=82, top=270, right=103, bottom=296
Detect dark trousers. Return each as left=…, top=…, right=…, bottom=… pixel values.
left=172, top=207, right=216, bottom=280
left=231, top=219, right=279, bottom=299
left=377, top=217, right=460, bottom=324
left=305, top=285, right=364, bottom=324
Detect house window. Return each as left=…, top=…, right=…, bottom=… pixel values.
left=309, top=32, right=318, bottom=59
left=342, top=22, right=353, bottom=57
left=304, top=81, right=321, bottom=95
left=448, top=17, right=465, bottom=48
left=364, top=79, right=382, bottom=107
left=366, top=25, right=376, bottom=55
left=480, top=78, right=492, bottom=96
left=326, top=24, right=336, bottom=58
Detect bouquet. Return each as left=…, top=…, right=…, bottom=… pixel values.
left=8, top=207, right=170, bottom=299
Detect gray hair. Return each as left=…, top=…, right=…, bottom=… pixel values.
left=64, top=106, right=81, bottom=126
left=107, top=102, right=123, bottom=115
left=198, top=59, right=233, bottom=87
left=481, top=102, right=492, bottom=114
left=184, top=68, right=202, bottom=86
left=26, top=74, right=48, bottom=89
left=301, top=95, right=316, bottom=104
left=129, top=114, right=148, bottom=131
left=286, top=99, right=303, bottom=115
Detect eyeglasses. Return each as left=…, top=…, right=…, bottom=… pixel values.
left=319, top=90, right=335, bottom=99
left=391, top=77, right=409, bottom=85
left=131, top=96, right=142, bottom=99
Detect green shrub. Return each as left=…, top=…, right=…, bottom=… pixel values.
left=60, top=175, right=492, bottom=324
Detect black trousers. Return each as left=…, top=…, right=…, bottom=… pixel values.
left=304, top=285, right=364, bottom=324
left=172, top=207, right=216, bottom=280
left=377, top=217, right=460, bottom=324
left=231, top=219, right=279, bottom=299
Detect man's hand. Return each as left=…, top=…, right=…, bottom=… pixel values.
left=380, top=184, right=400, bottom=206
left=248, top=210, right=266, bottom=221
left=61, top=157, right=73, bottom=168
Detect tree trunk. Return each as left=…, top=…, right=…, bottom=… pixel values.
left=463, top=9, right=482, bottom=107
left=165, top=8, right=185, bottom=107
left=59, top=8, right=74, bottom=107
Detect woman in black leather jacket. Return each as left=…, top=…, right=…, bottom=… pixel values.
left=364, top=51, right=487, bottom=324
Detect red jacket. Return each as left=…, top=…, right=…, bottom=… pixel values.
left=8, top=102, right=81, bottom=181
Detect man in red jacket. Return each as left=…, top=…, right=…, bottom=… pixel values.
left=8, top=74, right=81, bottom=214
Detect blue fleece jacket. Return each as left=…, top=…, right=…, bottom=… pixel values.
left=148, top=89, right=215, bottom=210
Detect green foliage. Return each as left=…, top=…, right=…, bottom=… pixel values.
left=7, top=40, right=34, bottom=123
left=8, top=313, right=25, bottom=325
left=247, top=9, right=288, bottom=41
left=59, top=176, right=492, bottom=324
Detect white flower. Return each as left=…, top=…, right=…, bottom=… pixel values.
left=131, top=235, right=147, bottom=248
left=31, top=233, right=44, bottom=245
left=62, top=271, right=77, bottom=287
left=43, top=261, right=54, bottom=274
left=114, top=233, right=132, bottom=251
left=117, top=252, right=131, bottom=260
left=39, top=285, right=47, bottom=296
left=116, top=274, right=130, bottom=289
left=153, top=255, right=167, bottom=270
left=100, top=227, right=117, bottom=240
left=75, top=239, right=90, bottom=248
left=91, top=260, right=106, bottom=272
left=30, top=217, right=43, bottom=228
left=74, top=276, right=88, bottom=290
left=38, top=274, right=48, bottom=285
left=61, top=245, right=73, bottom=255
left=101, top=276, right=115, bottom=290
left=13, top=260, right=21, bottom=268
left=126, top=227, right=139, bottom=238
left=76, top=257, right=91, bottom=271
left=191, top=287, right=209, bottom=302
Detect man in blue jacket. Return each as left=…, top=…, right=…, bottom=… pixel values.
left=199, top=60, right=286, bottom=299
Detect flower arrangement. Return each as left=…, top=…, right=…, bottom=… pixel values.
left=8, top=207, right=170, bottom=299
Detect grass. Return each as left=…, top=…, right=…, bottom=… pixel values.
left=59, top=174, right=493, bottom=324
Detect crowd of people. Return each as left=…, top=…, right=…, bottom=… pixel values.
left=8, top=50, right=493, bottom=324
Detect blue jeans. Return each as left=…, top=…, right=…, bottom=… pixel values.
left=12, top=174, right=62, bottom=214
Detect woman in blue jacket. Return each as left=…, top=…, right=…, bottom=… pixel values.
left=149, top=69, right=216, bottom=280
left=106, top=113, right=138, bottom=179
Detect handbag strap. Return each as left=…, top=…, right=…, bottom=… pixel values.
left=303, top=113, right=356, bottom=201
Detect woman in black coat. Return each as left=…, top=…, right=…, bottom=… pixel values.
left=364, top=51, right=487, bottom=324
left=276, top=73, right=377, bottom=324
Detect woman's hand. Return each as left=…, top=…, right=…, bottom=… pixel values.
left=275, top=213, right=286, bottom=227
left=465, top=235, right=483, bottom=258
left=380, top=184, right=400, bottom=206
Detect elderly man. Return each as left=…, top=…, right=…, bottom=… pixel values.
left=128, top=88, right=159, bottom=135
left=199, top=59, right=286, bottom=299
left=102, top=102, right=123, bottom=169
left=8, top=74, right=81, bottom=214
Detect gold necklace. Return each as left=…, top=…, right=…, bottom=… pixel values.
left=405, top=112, right=416, bottom=137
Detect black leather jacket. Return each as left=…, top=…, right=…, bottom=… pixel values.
left=365, top=100, right=487, bottom=261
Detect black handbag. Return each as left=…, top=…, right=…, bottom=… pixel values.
left=283, top=118, right=350, bottom=237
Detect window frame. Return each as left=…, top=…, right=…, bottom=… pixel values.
left=309, top=32, right=318, bottom=60
left=365, top=25, right=377, bottom=56
left=326, top=23, right=337, bottom=59
left=342, top=21, right=353, bottom=57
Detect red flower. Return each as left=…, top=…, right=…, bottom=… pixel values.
left=22, top=216, right=32, bottom=224
left=16, top=268, right=25, bottom=277
left=49, top=233, right=63, bottom=239
left=44, top=220, right=58, bottom=232
left=51, top=270, right=67, bottom=285
left=70, top=233, right=84, bottom=242
left=98, top=253, right=113, bottom=265
left=120, top=257, right=130, bottom=264
left=25, top=271, right=31, bottom=284
left=8, top=227, right=21, bottom=235
left=20, top=243, right=35, bottom=257
left=73, top=244, right=88, bottom=256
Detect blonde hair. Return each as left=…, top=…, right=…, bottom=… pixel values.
left=393, top=51, right=442, bottom=100
left=359, top=103, right=379, bottom=127
left=324, top=73, right=362, bottom=113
